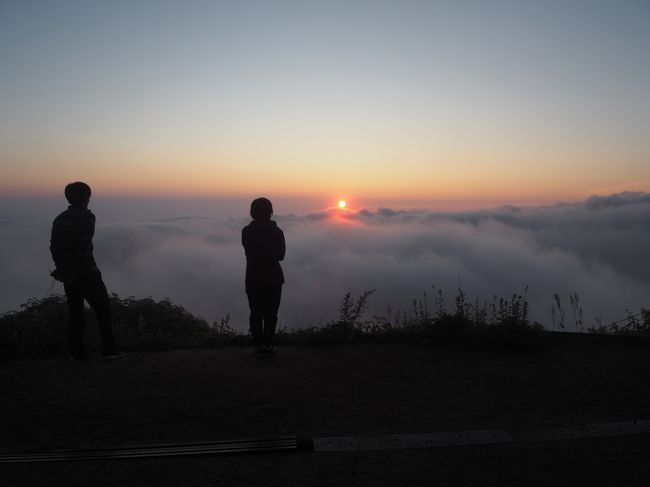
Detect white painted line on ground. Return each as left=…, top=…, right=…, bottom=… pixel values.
left=314, top=421, right=650, bottom=452
left=314, top=430, right=515, bottom=452
left=514, top=420, right=650, bottom=442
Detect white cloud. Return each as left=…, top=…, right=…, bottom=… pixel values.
left=1, top=192, right=649, bottom=331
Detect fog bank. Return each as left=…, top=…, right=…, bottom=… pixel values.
left=1, top=192, right=648, bottom=330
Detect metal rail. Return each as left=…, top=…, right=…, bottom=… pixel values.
left=0, top=437, right=313, bottom=463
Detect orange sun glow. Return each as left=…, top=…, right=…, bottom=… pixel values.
left=338, top=200, right=347, bottom=209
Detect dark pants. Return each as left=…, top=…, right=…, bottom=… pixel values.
left=247, top=285, right=282, bottom=348
left=64, top=271, right=117, bottom=357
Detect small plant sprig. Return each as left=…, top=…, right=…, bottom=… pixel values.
left=211, top=314, right=239, bottom=336
left=493, top=287, right=529, bottom=327
left=338, top=289, right=376, bottom=328
left=552, top=293, right=566, bottom=331
left=588, top=308, right=650, bottom=336
left=569, top=293, right=584, bottom=333
left=433, top=286, right=446, bottom=319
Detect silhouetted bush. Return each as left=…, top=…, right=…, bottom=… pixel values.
left=0, top=294, right=239, bottom=360
left=273, top=286, right=545, bottom=350
left=13, top=285, right=646, bottom=360
left=0, top=295, right=68, bottom=359
left=588, top=308, right=650, bottom=336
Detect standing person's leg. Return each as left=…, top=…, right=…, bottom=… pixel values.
left=84, top=272, right=117, bottom=357
left=262, top=284, right=282, bottom=348
left=247, top=289, right=264, bottom=349
left=63, top=280, right=86, bottom=358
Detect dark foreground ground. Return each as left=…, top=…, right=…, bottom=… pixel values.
left=1, top=336, right=650, bottom=486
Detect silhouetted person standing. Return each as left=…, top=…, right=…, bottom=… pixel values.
left=242, top=198, right=285, bottom=355
left=50, top=182, right=123, bottom=361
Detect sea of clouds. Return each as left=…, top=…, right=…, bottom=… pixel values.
left=1, top=192, right=649, bottom=331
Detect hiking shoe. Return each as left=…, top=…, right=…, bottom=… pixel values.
left=103, top=351, right=125, bottom=361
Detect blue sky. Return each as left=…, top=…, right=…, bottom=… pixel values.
left=1, top=1, right=649, bottom=205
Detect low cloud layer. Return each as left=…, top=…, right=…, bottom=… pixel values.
left=1, top=192, right=649, bottom=330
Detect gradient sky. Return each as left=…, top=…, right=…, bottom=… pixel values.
left=2, top=1, right=649, bottom=208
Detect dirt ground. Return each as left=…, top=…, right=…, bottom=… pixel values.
left=1, top=338, right=650, bottom=485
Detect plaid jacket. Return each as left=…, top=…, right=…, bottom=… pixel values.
left=50, top=205, right=98, bottom=274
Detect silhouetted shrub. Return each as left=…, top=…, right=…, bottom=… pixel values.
left=274, top=286, right=545, bottom=350
left=0, top=294, right=239, bottom=360
left=588, top=308, right=650, bottom=336
left=0, top=285, right=593, bottom=359
left=0, top=295, right=68, bottom=359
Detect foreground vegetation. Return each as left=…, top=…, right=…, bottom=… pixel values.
left=0, top=288, right=648, bottom=360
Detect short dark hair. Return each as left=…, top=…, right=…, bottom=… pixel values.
left=250, top=197, right=273, bottom=220
left=64, top=182, right=92, bottom=205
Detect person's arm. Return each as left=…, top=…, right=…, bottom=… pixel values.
left=50, top=215, right=77, bottom=271
left=242, top=227, right=251, bottom=258
left=72, top=211, right=95, bottom=272
left=276, top=228, right=285, bottom=261
left=50, top=223, right=62, bottom=269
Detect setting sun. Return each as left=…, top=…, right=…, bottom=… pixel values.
left=338, top=200, right=347, bottom=209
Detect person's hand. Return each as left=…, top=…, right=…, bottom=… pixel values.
left=50, top=268, right=76, bottom=283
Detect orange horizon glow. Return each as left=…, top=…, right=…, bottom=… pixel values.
left=2, top=125, right=649, bottom=209
left=4, top=159, right=645, bottom=201
left=2, top=180, right=648, bottom=213
left=2, top=149, right=649, bottom=211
